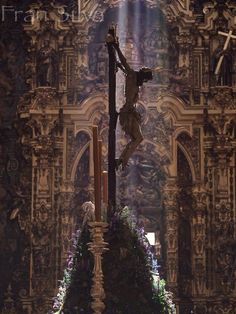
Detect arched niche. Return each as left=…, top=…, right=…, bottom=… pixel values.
left=70, top=131, right=91, bottom=183
left=177, top=132, right=196, bottom=183
left=177, top=146, right=193, bottom=300
left=156, top=93, right=202, bottom=179
left=69, top=131, right=92, bottom=231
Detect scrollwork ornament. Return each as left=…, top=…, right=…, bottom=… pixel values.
left=210, top=87, right=234, bottom=109
left=176, top=33, right=195, bottom=51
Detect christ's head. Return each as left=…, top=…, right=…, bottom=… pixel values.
left=137, top=68, right=153, bottom=86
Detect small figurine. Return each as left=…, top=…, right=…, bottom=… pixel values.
left=81, top=201, right=95, bottom=228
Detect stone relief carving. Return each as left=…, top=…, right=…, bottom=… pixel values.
left=215, top=241, right=236, bottom=294
left=212, top=301, right=236, bottom=314
left=162, top=179, right=179, bottom=293
left=32, top=203, right=53, bottom=278
left=143, top=107, right=173, bottom=151
left=192, top=187, right=207, bottom=296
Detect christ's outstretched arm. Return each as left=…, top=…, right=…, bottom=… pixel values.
left=112, top=42, right=132, bottom=73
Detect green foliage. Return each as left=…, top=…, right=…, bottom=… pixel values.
left=152, top=279, right=176, bottom=314
left=62, top=228, right=93, bottom=313
left=53, top=209, right=176, bottom=314
left=103, top=215, right=160, bottom=313
left=103, top=210, right=175, bottom=314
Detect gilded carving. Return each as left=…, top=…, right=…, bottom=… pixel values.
left=3, top=1, right=236, bottom=313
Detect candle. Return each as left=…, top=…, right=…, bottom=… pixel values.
left=98, top=140, right=102, bottom=218
left=92, top=126, right=101, bottom=221
left=103, top=171, right=108, bottom=206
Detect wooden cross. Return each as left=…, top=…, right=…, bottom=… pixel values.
left=215, top=30, right=236, bottom=75
left=106, top=26, right=117, bottom=210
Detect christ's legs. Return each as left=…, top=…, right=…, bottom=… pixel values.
left=117, top=116, right=143, bottom=169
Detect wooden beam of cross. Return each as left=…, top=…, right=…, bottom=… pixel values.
left=215, top=30, right=236, bottom=75
left=106, top=26, right=117, bottom=211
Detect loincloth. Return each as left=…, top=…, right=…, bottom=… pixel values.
left=119, top=105, right=141, bottom=135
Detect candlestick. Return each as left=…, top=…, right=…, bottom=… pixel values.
left=88, top=222, right=109, bottom=314
left=93, top=126, right=101, bottom=222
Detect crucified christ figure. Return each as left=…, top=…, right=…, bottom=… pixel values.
left=106, top=34, right=156, bottom=170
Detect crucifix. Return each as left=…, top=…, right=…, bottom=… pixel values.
left=105, top=26, right=163, bottom=212
left=214, top=30, right=236, bottom=75
left=106, top=25, right=153, bottom=205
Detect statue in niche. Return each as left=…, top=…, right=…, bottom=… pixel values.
left=212, top=37, right=232, bottom=86
left=36, top=40, right=57, bottom=87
